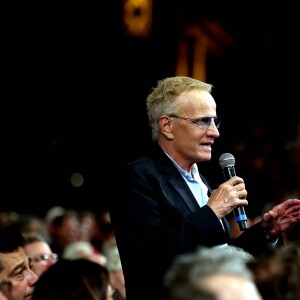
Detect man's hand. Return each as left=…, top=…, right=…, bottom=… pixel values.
left=208, top=176, right=248, bottom=219
left=262, top=199, right=300, bottom=237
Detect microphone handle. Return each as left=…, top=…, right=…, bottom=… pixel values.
left=234, top=207, right=248, bottom=231
left=222, top=166, right=248, bottom=231
left=222, top=165, right=236, bottom=179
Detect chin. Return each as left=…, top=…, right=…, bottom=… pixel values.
left=199, top=153, right=211, bottom=162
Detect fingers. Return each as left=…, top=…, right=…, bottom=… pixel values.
left=225, top=177, right=247, bottom=198
left=262, top=213, right=270, bottom=221
left=275, top=199, right=300, bottom=210
left=227, top=176, right=244, bottom=186
left=209, top=177, right=248, bottom=218
left=269, top=200, right=300, bottom=216
left=262, top=200, right=300, bottom=235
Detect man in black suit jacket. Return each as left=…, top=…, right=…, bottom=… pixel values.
left=110, top=76, right=300, bottom=300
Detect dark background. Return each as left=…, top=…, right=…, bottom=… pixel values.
left=2, top=2, right=300, bottom=217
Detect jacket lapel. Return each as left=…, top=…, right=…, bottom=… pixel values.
left=169, top=175, right=200, bottom=212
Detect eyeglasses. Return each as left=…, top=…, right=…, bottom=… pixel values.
left=32, top=253, right=59, bottom=263
left=169, top=114, right=221, bottom=129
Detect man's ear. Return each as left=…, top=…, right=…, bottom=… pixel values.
left=159, top=116, right=175, bottom=140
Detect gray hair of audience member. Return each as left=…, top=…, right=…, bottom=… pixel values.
left=163, top=245, right=254, bottom=300
left=22, top=232, right=46, bottom=244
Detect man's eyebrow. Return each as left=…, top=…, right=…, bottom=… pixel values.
left=8, top=256, right=29, bottom=278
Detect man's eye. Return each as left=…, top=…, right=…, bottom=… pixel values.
left=199, top=118, right=210, bottom=124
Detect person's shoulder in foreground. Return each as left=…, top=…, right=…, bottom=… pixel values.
left=32, top=258, right=112, bottom=300
left=164, top=245, right=263, bottom=300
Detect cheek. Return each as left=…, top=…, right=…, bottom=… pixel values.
left=174, top=126, right=191, bottom=139
left=10, top=282, right=27, bottom=298
left=176, top=127, right=203, bottom=143
left=32, top=264, right=43, bottom=276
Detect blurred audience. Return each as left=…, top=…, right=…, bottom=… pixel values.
left=92, top=209, right=115, bottom=254
left=47, top=209, right=80, bottom=256
left=16, top=213, right=50, bottom=242
left=0, top=211, right=19, bottom=231
left=282, top=222, right=300, bottom=246
left=44, top=206, right=65, bottom=228
left=282, top=120, right=300, bottom=196
left=0, top=207, right=127, bottom=299
left=231, top=122, right=281, bottom=220
left=77, top=210, right=98, bottom=243
left=247, top=244, right=300, bottom=300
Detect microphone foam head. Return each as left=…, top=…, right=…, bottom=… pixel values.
left=219, top=153, right=235, bottom=168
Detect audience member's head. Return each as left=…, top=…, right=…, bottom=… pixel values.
left=47, top=209, right=80, bottom=256
left=0, top=225, right=38, bottom=300
left=247, top=244, right=300, bottom=300
left=164, top=245, right=262, bottom=300
left=62, top=241, right=107, bottom=266
left=16, top=214, right=50, bottom=242
left=77, top=210, right=98, bottom=242
left=0, top=211, right=19, bottom=231
left=93, top=210, right=115, bottom=253
left=22, top=232, right=59, bottom=277
left=32, top=258, right=112, bottom=300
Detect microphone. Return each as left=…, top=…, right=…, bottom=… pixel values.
left=219, top=153, right=248, bottom=231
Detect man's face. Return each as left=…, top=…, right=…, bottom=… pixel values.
left=0, top=247, right=38, bottom=300
left=23, top=241, right=58, bottom=278
left=161, top=90, right=220, bottom=169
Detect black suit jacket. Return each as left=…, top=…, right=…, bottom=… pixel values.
left=110, top=144, right=271, bottom=300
